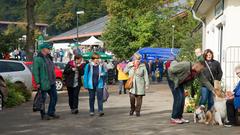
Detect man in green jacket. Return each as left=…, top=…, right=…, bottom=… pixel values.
left=33, top=42, right=59, bottom=120
left=167, top=60, right=215, bottom=124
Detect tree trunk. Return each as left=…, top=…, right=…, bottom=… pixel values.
left=26, top=0, right=36, bottom=61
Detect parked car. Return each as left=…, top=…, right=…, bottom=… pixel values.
left=0, top=60, right=32, bottom=91
left=24, top=62, right=64, bottom=91
left=0, top=75, right=8, bottom=110
left=54, top=62, right=67, bottom=72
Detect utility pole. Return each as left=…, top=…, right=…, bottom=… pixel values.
left=76, top=11, right=84, bottom=44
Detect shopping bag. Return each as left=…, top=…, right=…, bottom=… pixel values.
left=33, top=90, right=44, bottom=112
left=103, top=83, right=109, bottom=102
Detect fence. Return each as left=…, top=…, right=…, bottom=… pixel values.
left=224, top=46, right=240, bottom=90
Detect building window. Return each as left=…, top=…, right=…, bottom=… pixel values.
left=215, top=0, right=224, bottom=18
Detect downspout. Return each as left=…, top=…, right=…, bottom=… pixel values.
left=191, top=9, right=206, bottom=50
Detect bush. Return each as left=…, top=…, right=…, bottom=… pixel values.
left=4, top=81, right=31, bottom=108
left=15, top=83, right=31, bottom=101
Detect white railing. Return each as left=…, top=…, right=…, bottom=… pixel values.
left=224, top=46, right=240, bottom=91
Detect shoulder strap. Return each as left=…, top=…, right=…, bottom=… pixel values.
left=205, top=61, right=215, bottom=81
left=190, top=62, right=192, bottom=74
left=88, top=64, right=91, bottom=74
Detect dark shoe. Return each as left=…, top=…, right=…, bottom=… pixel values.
left=136, top=112, right=140, bottom=117
left=98, top=112, right=104, bottom=117
left=124, top=90, right=127, bottom=94
left=41, top=115, right=51, bottom=120
left=129, top=111, right=134, bottom=116
left=71, top=109, right=79, bottom=114
left=119, top=91, right=122, bottom=95
left=224, top=122, right=233, bottom=128
left=49, top=114, right=60, bottom=119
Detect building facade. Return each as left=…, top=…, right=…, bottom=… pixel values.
left=193, top=0, right=240, bottom=90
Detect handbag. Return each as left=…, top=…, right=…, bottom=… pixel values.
left=33, top=90, right=44, bottom=112
left=155, top=68, right=160, bottom=78
left=125, top=67, right=136, bottom=90
left=103, top=83, right=109, bottom=102
left=125, top=76, right=134, bottom=90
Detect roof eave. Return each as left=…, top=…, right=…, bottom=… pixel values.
left=48, top=32, right=102, bottom=42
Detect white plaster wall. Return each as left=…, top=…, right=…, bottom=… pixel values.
left=202, top=0, right=240, bottom=90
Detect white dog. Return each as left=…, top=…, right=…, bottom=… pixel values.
left=212, top=93, right=227, bottom=126
left=194, top=105, right=206, bottom=123
left=206, top=89, right=227, bottom=126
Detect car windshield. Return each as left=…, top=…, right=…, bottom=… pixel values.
left=25, top=64, right=33, bottom=72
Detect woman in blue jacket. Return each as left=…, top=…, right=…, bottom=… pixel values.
left=225, top=65, right=240, bottom=127
left=84, top=53, right=106, bottom=117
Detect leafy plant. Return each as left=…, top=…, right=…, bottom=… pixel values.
left=4, top=81, right=31, bottom=108
left=15, top=83, right=32, bottom=101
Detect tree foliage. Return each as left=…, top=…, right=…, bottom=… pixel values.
left=103, top=0, right=200, bottom=59
left=0, top=0, right=26, bottom=21
left=0, top=0, right=107, bottom=35
left=0, top=25, right=26, bottom=53
left=35, top=0, right=107, bottom=35
left=102, top=0, right=161, bottom=59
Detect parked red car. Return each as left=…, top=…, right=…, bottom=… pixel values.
left=24, top=62, right=64, bottom=91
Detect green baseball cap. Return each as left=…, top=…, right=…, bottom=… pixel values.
left=38, top=42, right=53, bottom=50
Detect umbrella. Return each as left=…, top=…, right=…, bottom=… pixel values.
left=82, top=52, right=112, bottom=60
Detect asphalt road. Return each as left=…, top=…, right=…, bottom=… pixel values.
left=0, top=83, right=239, bottom=135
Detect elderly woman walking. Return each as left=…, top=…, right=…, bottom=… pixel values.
left=84, top=53, right=107, bottom=117
left=63, top=54, right=84, bottom=114
left=124, top=53, right=149, bottom=117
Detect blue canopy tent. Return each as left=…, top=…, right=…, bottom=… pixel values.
left=136, top=47, right=180, bottom=61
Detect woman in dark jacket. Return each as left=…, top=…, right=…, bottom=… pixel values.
left=199, top=49, right=223, bottom=110
left=63, top=55, right=84, bottom=114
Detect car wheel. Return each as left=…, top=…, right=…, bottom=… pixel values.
left=15, top=82, right=27, bottom=90
left=56, top=79, right=63, bottom=91
left=0, top=93, right=3, bottom=111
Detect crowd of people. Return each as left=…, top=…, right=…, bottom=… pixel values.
left=167, top=48, right=239, bottom=127
left=52, top=46, right=107, bottom=63
left=0, top=49, right=26, bottom=60
left=32, top=43, right=239, bottom=127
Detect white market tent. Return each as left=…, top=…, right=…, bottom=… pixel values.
left=53, top=43, right=70, bottom=50
left=80, top=36, right=104, bottom=47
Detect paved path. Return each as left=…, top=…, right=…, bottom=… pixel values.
left=0, top=83, right=239, bottom=135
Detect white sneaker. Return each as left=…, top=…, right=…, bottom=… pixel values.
left=181, top=118, right=190, bottom=123
left=170, top=118, right=183, bottom=124
left=89, top=112, right=95, bottom=116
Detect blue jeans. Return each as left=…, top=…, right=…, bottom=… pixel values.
left=199, top=86, right=214, bottom=110
left=168, top=80, right=185, bottom=119
left=157, top=70, right=163, bottom=82
left=88, top=88, right=103, bottom=113
left=118, top=80, right=127, bottom=93
left=40, top=84, right=58, bottom=116
left=151, top=71, right=156, bottom=82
